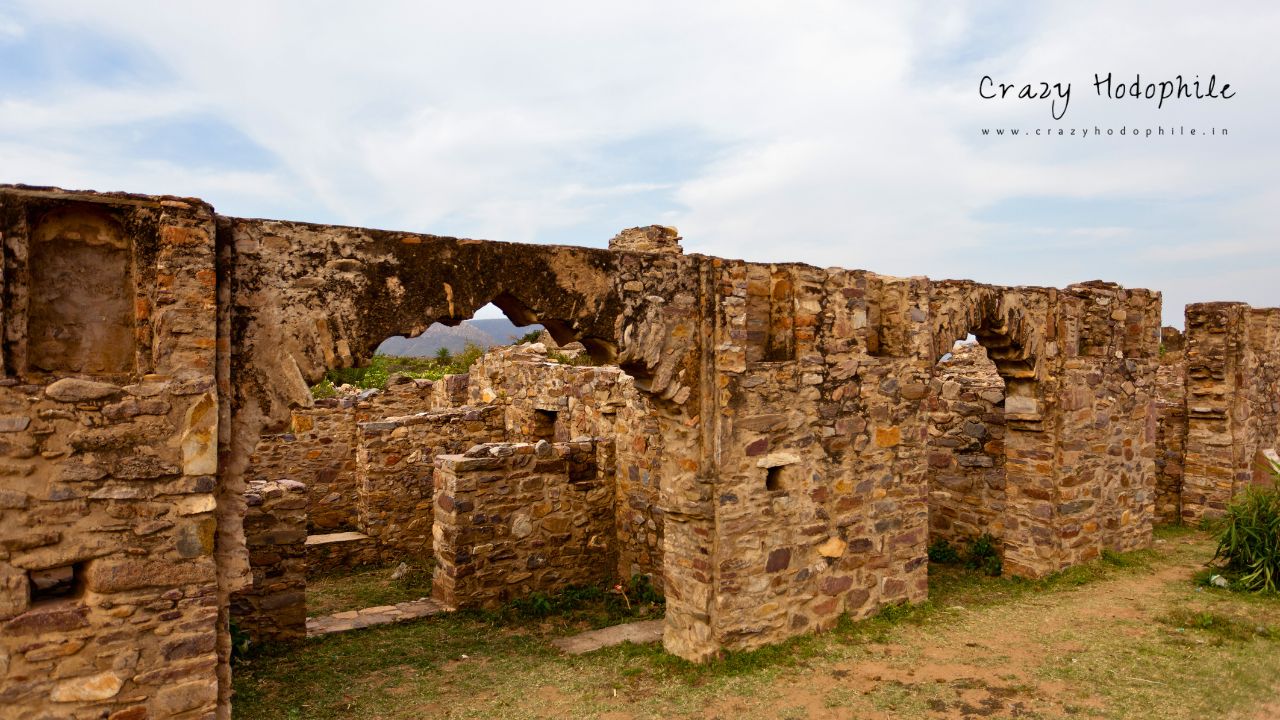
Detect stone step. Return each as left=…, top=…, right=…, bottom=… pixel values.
left=305, top=531, right=380, bottom=576
left=304, top=531, right=371, bottom=546
left=550, top=619, right=665, bottom=655
left=306, top=597, right=449, bottom=637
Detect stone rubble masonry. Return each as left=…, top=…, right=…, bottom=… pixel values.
left=927, top=343, right=1007, bottom=548
left=1, top=188, right=221, bottom=720
left=230, top=343, right=663, bottom=641
left=356, top=405, right=506, bottom=564
left=1153, top=327, right=1187, bottom=524
left=1178, top=303, right=1280, bottom=523
left=432, top=440, right=617, bottom=609
left=465, top=343, right=665, bottom=585
left=1, top=183, right=1277, bottom=720
left=608, top=225, right=683, bottom=255
left=238, top=340, right=664, bottom=584
left=229, top=480, right=306, bottom=643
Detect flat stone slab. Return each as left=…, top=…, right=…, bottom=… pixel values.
left=304, top=531, right=371, bottom=546
left=306, top=598, right=447, bottom=637
left=550, top=619, right=665, bottom=655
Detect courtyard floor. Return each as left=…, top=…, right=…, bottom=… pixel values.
left=233, top=527, right=1280, bottom=719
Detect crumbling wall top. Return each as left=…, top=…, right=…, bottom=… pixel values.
left=608, top=225, right=683, bottom=255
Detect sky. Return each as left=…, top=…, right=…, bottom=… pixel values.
left=1, top=1, right=1277, bottom=326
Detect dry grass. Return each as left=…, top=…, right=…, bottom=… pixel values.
left=234, top=528, right=1280, bottom=719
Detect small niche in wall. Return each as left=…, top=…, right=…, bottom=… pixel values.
left=28, top=206, right=137, bottom=375
left=533, top=408, right=559, bottom=440
left=745, top=267, right=797, bottom=364
left=29, top=564, right=81, bottom=605
left=760, top=454, right=800, bottom=493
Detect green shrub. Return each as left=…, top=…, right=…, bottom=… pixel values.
left=229, top=617, right=253, bottom=662
left=1211, top=471, right=1280, bottom=593
left=309, top=378, right=337, bottom=399
left=965, top=533, right=1003, bottom=577
left=629, top=573, right=663, bottom=605
left=927, top=538, right=961, bottom=564
left=928, top=534, right=1002, bottom=576
left=309, top=345, right=491, bottom=397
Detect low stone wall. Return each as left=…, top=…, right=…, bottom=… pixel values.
left=245, top=380, right=448, bottom=536
left=614, top=375, right=665, bottom=586
left=229, top=480, right=307, bottom=642
left=432, top=440, right=617, bottom=609
left=927, top=344, right=1007, bottom=548
left=249, top=407, right=358, bottom=534
left=305, top=532, right=380, bottom=576
left=356, top=405, right=506, bottom=565
left=467, top=343, right=627, bottom=441
left=469, top=344, right=665, bottom=586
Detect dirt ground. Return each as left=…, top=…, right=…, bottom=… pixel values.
left=503, top=535, right=1280, bottom=720
left=233, top=531, right=1280, bottom=719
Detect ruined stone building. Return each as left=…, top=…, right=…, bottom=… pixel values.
left=0, top=184, right=1276, bottom=719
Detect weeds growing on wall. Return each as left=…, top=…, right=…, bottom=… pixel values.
left=1210, top=466, right=1280, bottom=593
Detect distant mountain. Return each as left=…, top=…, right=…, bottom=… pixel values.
left=468, top=318, right=543, bottom=345
left=376, top=317, right=542, bottom=356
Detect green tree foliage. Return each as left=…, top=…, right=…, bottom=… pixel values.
left=309, top=342, right=490, bottom=396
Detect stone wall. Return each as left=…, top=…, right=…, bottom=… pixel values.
left=927, top=343, right=1007, bottom=548
left=249, top=405, right=358, bottom=534
left=356, top=405, right=506, bottom=564
left=244, top=379, right=448, bottom=537
left=432, top=440, right=616, bottom=608
left=614, top=375, right=665, bottom=586
left=1153, top=328, right=1187, bottom=524
left=466, top=343, right=665, bottom=584
left=1182, top=303, right=1280, bottom=522
left=229, top=480, right=307, bottom=642
left=0, top=189, right=222, bottom=719
left=695, top=273, right=1163, bottom=655
left=1, top=184, right=1231, bottom=718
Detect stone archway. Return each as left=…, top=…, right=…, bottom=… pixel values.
left=217, top=218, right=712, bottom=705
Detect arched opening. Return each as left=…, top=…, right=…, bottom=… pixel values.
left=926, top=335, right=1008, bottom=575
left=925, top=296, right=1053, bottom=579
left=232, top=297, right=664, bottom=643
left=376, top=301, right=543, bottom=359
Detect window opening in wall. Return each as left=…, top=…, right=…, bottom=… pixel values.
left=765, top=466, right=784, bottom=491
left=29, top=564, right=80, bottom=605
left=533, top=408, right=560, bottom=440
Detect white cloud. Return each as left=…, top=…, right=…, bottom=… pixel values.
left=3, top=0, right=1278, bottom=323
left=0, top=12, right=23, bottom=40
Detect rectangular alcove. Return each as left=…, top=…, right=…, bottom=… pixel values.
left=26, top=205, right=138, bottom=375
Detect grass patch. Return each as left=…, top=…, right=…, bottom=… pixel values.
left=306, top=561, right=435, bottom=617
left=234, top=534, right=1280, bottom=720
left=1157, top=608, right=1274, bottom=643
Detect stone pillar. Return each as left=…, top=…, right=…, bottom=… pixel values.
left=230, top=480, right=307, bottom=642
left=1183, top=303, right=1247, bottom=522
